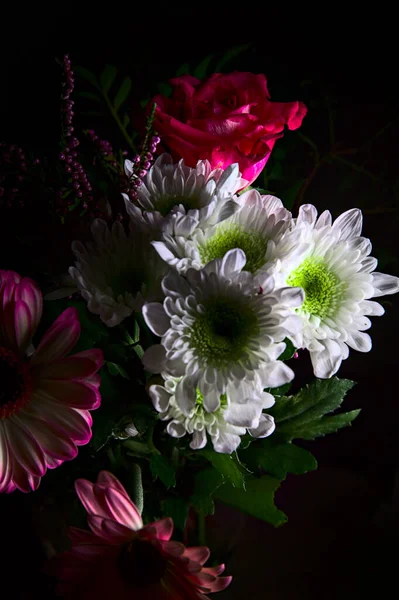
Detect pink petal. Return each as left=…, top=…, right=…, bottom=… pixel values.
left=17, top=407, right=78, bottom=462
left=202, top=565, right=226, bottom=577
left=141, top=517, right=174, bottom=541
left=205, top=575, right=232, bottom=593
left=37, top=378, right=101, bottom=409
left=96, top=471, right=131, bottom=499
left=103, top=486, right=143, bottom=531
left=14, top=300, right=33, bottom=354
left=87, top=515, right=133, bottom=544
left=183, top=547, right=211, bottom=566
left=160, top=540, right=186, bottom=557
left=29, top=390, right=92, bottom=445
left=15, top=278, right=43, bottom=338
left=75, top=479, right=110, bottom=519
left=71, top=349, right=104, bottom=371
left=68, top=527, right=102, bottom=545
left=5, top=416, right=46, bottom=478
left=31, top=308, right=80, bottom=365
left=34, top=356, right=100, bottom=380
left=0, top=424, right=12, bottom=492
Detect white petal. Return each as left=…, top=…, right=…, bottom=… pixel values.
left=274, top=286, right=304, bottom=308
left=142, top=345, right=166, bottom=373
left=166, top=421, right=187, bottom=438
left=315, top=210, right=332, bottom=229
left=248, top=414, right=276, bottom=438
left=347, top=331, right=372, bottom=353
left=333, top=208, right=363, bottom=241
left=125, top=423, right=139, bottom=437
left=203, top=387, right=221, bottom=413
left=175, top=376, right=197, bottom=416
left=260, top=361, right=295, bottom=388
left=372, top=272, right=399, bottom=297
left=220, top=248, right=246, bottom=277
left=190, top=429, right=207, bottom=450
left=224, top=401, right=262, bottom=428
left=310, top=339, right=344, bottom=378
left=142, top=303, right=170, bottom=337
left=297, top=204, right=317, bottom=225
left=162, top=270, right=190, bottom=299
left=152, top=241, right=177, bottom=265
left=360, top=300, right=385, bottom=316
left=149, top=385, right=171, bottom=412
left=124, top=160, right=133, bottom=177
left=212, top=432, right=241, bottom=454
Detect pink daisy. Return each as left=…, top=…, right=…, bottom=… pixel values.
left=0, top=270, right=103, bottom=493
left=56, top=471, right=232, bottom=599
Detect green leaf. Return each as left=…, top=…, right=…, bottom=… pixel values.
left=278, top=338, right=296, bottom=361
left=270, top=378, right=355, bottom=424
left=176, top=63, right=190, bottom=76
left=100, top=64, right=118, bottom=93
left=199, top=449, right=245, bottom=489
left=157, top=82, right=172, bottom=97
left=268, top=378, right=358, bottom=442
left=123, top=114, right=131, bottom=128
left=75, top=66, right=99, bottom=88
left=114, top=77, right=133, bottom=111
left=215, top=43, right=251, bottom=71
left=190, top=467, right=224, bottom=516
left=150, top=454, right=176, bottom=489
left=265, top=382, right=292, bottom=397
left=77, top=91, right=101, bottom=103
left=286, top=410, right=361, bottom=441
left=163, top=498, right=189, bottom=532
left=242, top=440, right=317, bottom=480
left=215, top=475, right=287, bottom=526
left=281, top=179, right=306, bottom=211
left=268, top=161, right=283, bottom=180
left=106, top=362, right=130, bottom=380
left=194, top=55, right=214, bottom=79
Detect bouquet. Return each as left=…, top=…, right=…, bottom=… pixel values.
left=1, top=51, right=398, bottom=599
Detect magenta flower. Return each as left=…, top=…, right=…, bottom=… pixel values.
left=0, top=270, right=103, bottom=493
left=57, top=471, right=232, bottom=599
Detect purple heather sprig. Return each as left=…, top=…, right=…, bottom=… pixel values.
left=58, top=55, right=93, bottom=210
left=123, top=103, right=160, bottom=202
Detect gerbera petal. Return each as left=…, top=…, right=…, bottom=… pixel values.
left=103, top=486, right=143, bottom=531
left=87, top=515, right=133, bottom=544
left=31, top=308, right=80, bottom=365
left=141, top=517, right=174, bottom=541
left=37, top=378, right=101, bottom=409
left=183, top=547, right=211, bottom=566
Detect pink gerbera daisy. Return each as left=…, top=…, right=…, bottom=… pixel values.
left=0, top=270, right=103, bottom=493
left=56, top=471, right=232, bottom=599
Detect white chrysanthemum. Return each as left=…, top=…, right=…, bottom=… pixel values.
left=69, top=219, right=167, bottom=327
left=122, top=153, right=243, bottom=236
left=153, top=189, right=294, bottom=274
left=142, top=249, right=304, bottom=414
left=274, top=204, right=399, bottom=378
left=149, top=375, right=276, bottom=454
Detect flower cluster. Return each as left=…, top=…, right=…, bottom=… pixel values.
left=68, top=143, right=399, bottom=454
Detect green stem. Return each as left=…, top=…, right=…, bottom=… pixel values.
left=330, top=154, right=379, bottom=182
left=147, top=426, right=161, bottom=455
left=102, top=90, right=135, bottom=151
left=123, top=440, right=151, bottom=455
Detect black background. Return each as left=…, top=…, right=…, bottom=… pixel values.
left=1, top=11, right=398, bottom=599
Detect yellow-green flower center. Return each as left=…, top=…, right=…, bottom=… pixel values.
left=199, top=225, right=268, bottom=273
left=287, top=258, right=345, bottom=318
left=190, top=299, right=259, bottom=365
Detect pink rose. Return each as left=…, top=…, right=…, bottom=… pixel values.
left=151, top=72, right=307, bottom=186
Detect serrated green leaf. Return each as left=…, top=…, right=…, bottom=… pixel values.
left=163, top=498, right=189, bottom=532
left=176, top=63, right=190, bottom=76
left=75, top=66, right=99, bottom=88
left=150, top=454, right=176, bottom=488
left=114, top=77, right=133, bottom=111
left=215, top=43, right=251, bottom=71
left=194, top=55, right=214, bottom=79
left=100, top=65, right=118, bottom=93
left=283, top=409, right=361, bottom=441
left=190, top=467, right=224, bottom=516
left=77, top=91, right=101, bottom=103
left=106, top=362, right=130, bottom=380
left=215, top=475, right=286, bottom=526
left=242, top=440, right=317, bottom=480
left=269, top=378, right=356, bottom=425
left=199, top=449, right=245, bottom=489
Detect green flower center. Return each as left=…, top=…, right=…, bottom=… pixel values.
left=199, top=225, right=268, bottom=273
left=157, top=194, right=202, bottom=216
left=287, top=258, right=345, bottom=318
left=110, top=266, right=147, bottom=297
left=190, top=299, right=259, bottom=365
